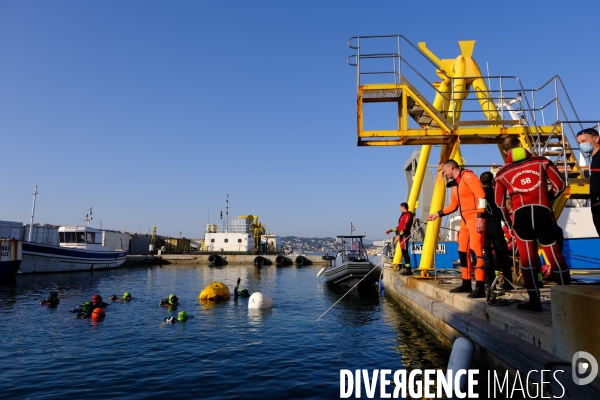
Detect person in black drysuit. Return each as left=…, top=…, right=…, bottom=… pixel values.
left=480, top=172, right=513, bottom=291
left=38, top=291, right=60, bottom=307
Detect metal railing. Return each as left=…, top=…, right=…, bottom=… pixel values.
left=347, top=34, right=590, bottom=179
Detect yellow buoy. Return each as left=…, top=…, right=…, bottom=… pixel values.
left=199, top=281, right=231, bottom=300
left=392, top=241, right=402, bottom=265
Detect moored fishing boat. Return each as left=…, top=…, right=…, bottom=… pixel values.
left=19, top=226, right=127, bottom=274
left=17, top=186, right=127, bottom=274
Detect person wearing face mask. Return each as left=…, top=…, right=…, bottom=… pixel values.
left=427, top=160, right=487, bottom=298
left=494, top=136, right=571, bottom=312
left=576, top=127, right=600, bottom=236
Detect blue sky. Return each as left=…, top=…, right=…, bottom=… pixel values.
left=0, top=1, right=598, bottom=239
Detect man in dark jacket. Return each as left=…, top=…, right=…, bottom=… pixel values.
left=480, top=171, right=513, bottom=290
left=576, top=127, right=600, bottom=236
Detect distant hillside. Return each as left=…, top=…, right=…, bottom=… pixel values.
left=280, top=236, right=374, bottom=253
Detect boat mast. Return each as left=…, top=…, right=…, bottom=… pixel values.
left=28, top=185, right=38, bottom=242
left=85, top=206, right=93, bottom=227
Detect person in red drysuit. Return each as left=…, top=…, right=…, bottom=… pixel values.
left=494, top=136, right=571, bottom=312
left=386, top=202, right=415, bottom=275
left=428, top=160, right=487, bottom=298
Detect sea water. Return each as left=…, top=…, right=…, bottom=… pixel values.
left=0, top=263, right=452, bottom=399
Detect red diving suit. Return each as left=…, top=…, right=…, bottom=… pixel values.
left=494, top=148, right=571, bottom=301
left=392, top=211, right=414, bottom=251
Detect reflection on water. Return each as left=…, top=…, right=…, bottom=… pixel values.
left=0, top=264, right=454, bottom=399
left=381, top=299, right=451, bottom=370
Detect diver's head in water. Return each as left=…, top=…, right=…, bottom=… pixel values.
left=168, top=294, right=178, bottom=305
left=177, top=311, right=188, bottom=321
left=91, top=294, right=103, bottom=304
left=81, top=301, right=93, bottom=314
left=48, top=291, right=59, bottom=301
left=122, top=292, right=132, bottom=301
left=108, top=294, right=118, bottom=300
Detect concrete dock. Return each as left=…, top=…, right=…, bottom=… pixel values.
left=382, top=269, right=600, bottom=398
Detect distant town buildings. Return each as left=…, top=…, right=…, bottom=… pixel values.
left=280, top=236, right=374, bottom=253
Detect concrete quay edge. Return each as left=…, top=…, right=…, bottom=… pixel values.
left=382, top=269, right=600, bottom=399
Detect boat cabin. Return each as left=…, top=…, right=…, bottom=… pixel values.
left=203, top=219, right=257, bottom=252
left=336, top=235, right=369, bottom=263
left=58, top=226, right=110, bottom=251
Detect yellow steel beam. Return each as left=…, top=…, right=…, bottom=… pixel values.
left=418, top=141, right=460, bottom=276
left=358, top=125, right=559, bottom=139
left=407, top=145, right=432, bottom=214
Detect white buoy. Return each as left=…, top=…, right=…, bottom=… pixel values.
left=317, top=267, right=326, bottom=277
left=248, top=292, right=273, bottom=309
left=446, top=338, right=475, bottom=393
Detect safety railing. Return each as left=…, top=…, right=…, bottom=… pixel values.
left=347, top=35, right=588, bottom=178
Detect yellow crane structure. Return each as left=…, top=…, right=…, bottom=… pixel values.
left=348, top=35, right=598, bottom=277
left=239, top=215, right=265, bottom=253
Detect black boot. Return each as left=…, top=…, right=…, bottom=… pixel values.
left=400, top=266, right=413, bottom=276
left=468, top=281, right=486, bottom=298
left=449, top=279, right=472, bottom=293
left=516, top=291, right=543, bottom=312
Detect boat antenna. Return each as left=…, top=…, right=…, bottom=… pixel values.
left=28, top=185, right=38, bottom=242
left=85, top=206, right=93, bottom=227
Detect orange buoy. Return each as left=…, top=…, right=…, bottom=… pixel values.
left=92, top=307, right=105, bottom=319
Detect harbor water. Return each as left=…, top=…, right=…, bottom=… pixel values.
left=0, top=263, right=453, bottom=399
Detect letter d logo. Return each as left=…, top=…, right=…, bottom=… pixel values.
left=572, top=351, right=598, bottom=386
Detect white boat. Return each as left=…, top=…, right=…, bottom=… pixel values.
left=321, top=235, right=380, bottom=288
left=17, top=186, right=127, bottom=274
left=19, top=226, right=127, bottom=274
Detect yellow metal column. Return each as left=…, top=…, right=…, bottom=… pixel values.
left=407, top=145, right=432, bottom=213
left=418, top=142, right=461, bottom=277
left=447, top=57, right=466, bottom=126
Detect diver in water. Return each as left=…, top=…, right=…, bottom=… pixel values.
left=164, top=311, right=193, bottom=324
left=70, top=301, right=94, bottom=318
left=38, top=291, right=60, bottom=307
left=91, top=294, right=108, bottom=308
left=159, top=294, right=178, bottom=307
left=109, top=292, right=132, bottom=301
left=233, top=278, right=250, bottom=301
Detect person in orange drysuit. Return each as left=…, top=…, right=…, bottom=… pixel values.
left=428, top=159, right=487, bottom=298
